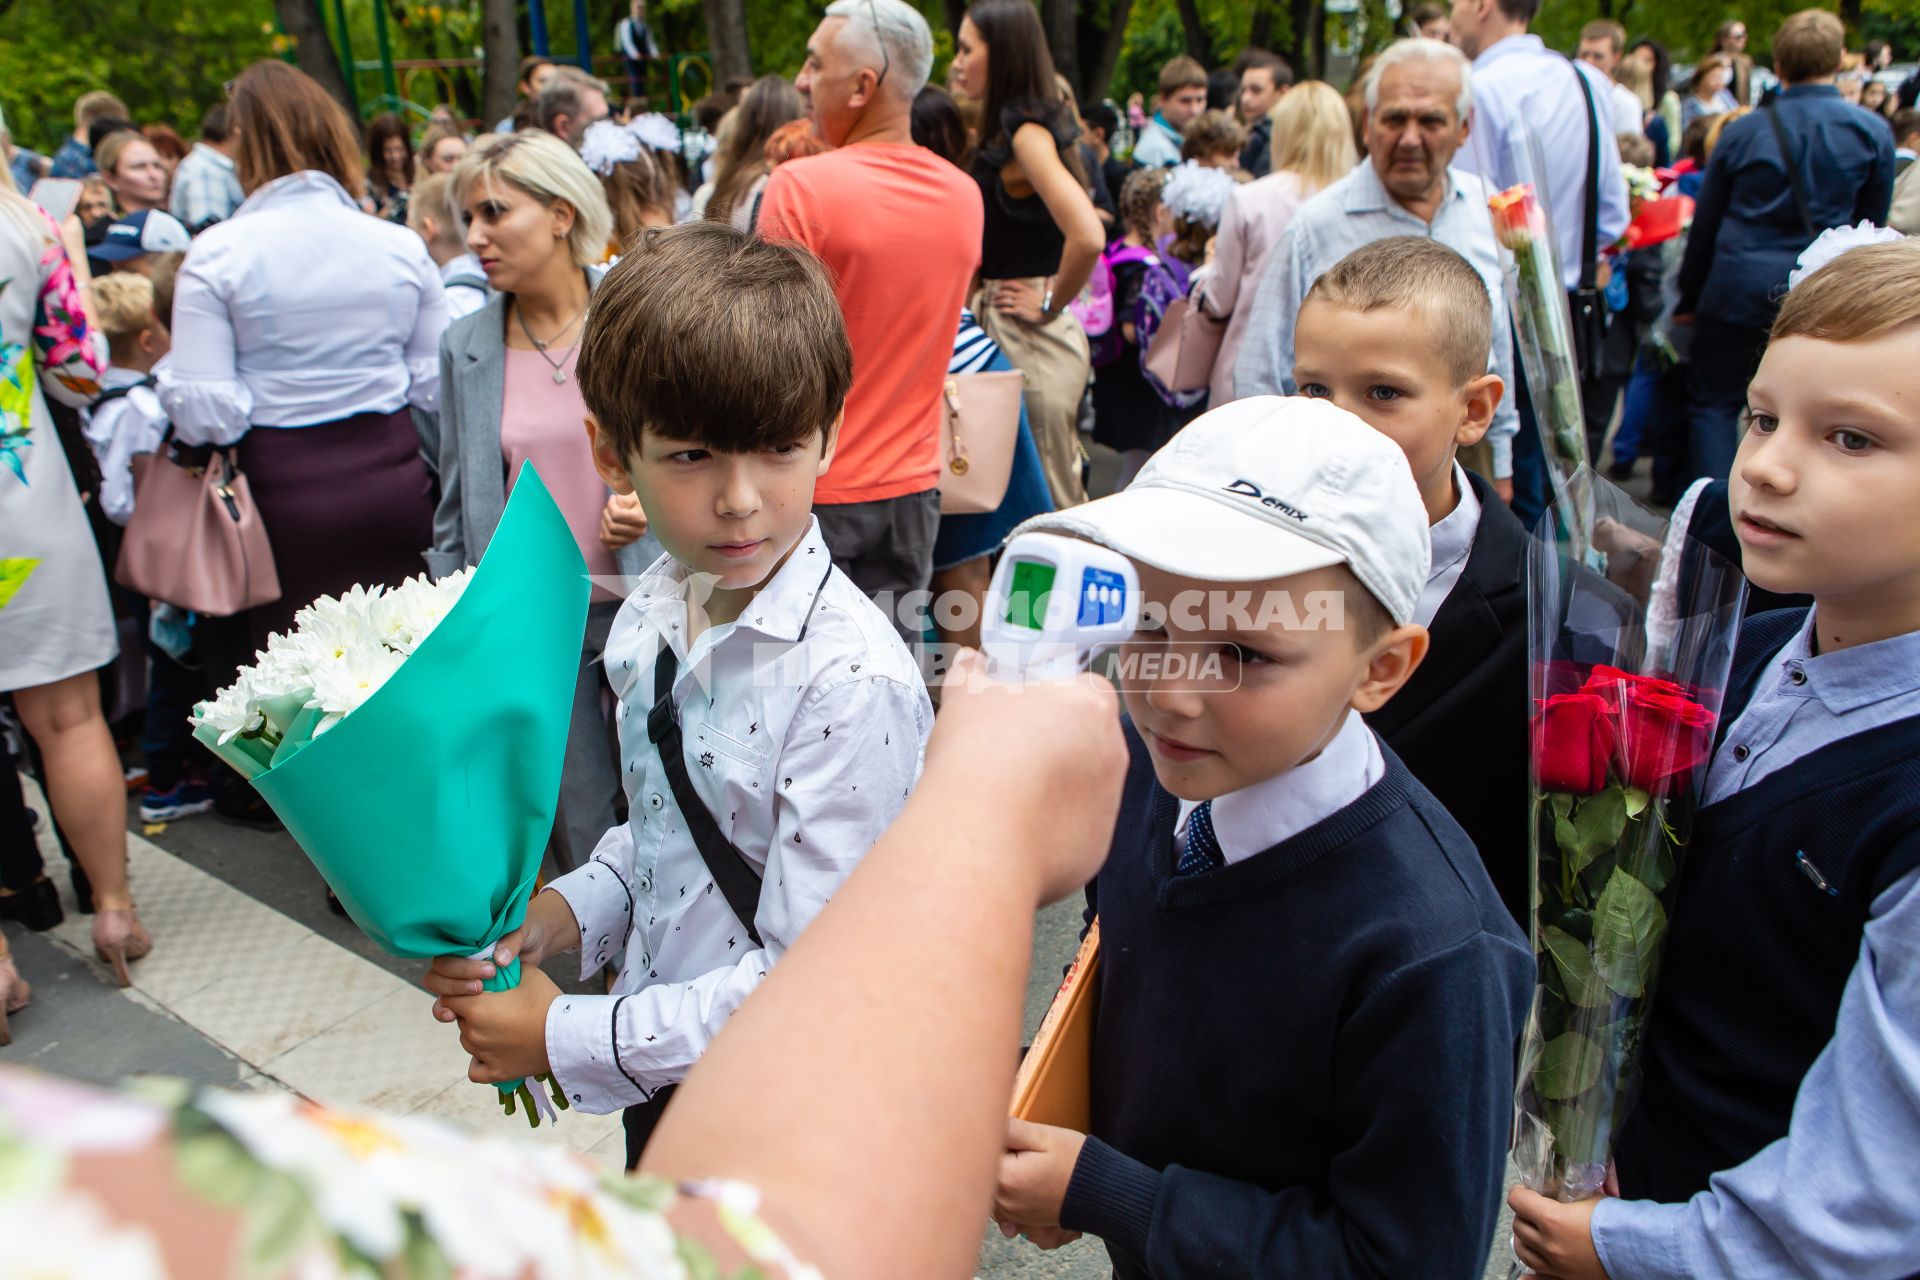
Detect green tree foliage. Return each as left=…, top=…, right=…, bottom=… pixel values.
left=0, top=0, right=276, bottom=153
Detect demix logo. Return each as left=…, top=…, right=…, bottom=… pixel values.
left=1222, top=478, right=1309, bottom=522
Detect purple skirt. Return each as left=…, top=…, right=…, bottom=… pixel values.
left=237, top=408, right=434, bottom=648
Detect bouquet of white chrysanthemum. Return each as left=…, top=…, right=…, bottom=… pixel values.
left=191, top=570, right=476, bottom=778
left=184, top=468, right=592, bottom=1126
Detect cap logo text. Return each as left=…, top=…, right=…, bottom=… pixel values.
left=1223, top=479, right=1308, bottom=522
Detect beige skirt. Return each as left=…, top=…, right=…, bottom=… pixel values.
left=975, top=282, right=1091, bottom=510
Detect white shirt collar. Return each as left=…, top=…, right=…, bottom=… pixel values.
left=1473, top=32, right=1546, bottom=68
left=614, top=517, right=836, bottom=671
left=1415, top=464, right=1482, bottom=629
left=232, top=170, right=360, bottom=220
left=190, top=141, right=235, bottom=172
left=1176, top=711, right=1386, bottom=865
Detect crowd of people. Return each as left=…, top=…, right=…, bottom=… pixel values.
left=2, top=0, right=1918, bottom=1275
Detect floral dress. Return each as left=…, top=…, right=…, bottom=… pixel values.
left=0, top=199, right=113, bottom=692
left=0, top=1066, right=822, bottom=1280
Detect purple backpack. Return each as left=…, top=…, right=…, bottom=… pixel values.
left=1083, top=242, right=1155, bottom=368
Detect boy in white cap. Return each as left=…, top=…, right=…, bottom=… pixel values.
left=991, top=396, right=1532, bottom=1280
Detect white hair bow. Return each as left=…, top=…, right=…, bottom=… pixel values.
left=1788, top=220, right=1903, bottom=289
left=1160, top=161, right=1236, bottom=230
left=580, top=119, right=644, bottom=176
left=629, top=113, right=684, bottom=155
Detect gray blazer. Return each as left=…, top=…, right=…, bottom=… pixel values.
left=422, top=283, right=660, bottom=582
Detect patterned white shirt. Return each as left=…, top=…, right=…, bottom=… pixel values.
left=543, top=518, right=932, bottom=1112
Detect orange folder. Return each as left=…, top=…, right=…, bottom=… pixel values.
left=1010, top=919, right=1100, bottom=1132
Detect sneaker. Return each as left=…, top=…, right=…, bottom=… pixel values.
left=140, top=780, right=216, bottom=822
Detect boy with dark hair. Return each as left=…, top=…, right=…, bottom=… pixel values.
left=991, top=396, right=1533, bottom=1278
left=426, top=223, right=932, bottom=1171
left=1134, top=55, right=1209, bottom=167
left=1234, top=49, right=1293, bottom=175
left=1290, top=236, right=1532, bottom=923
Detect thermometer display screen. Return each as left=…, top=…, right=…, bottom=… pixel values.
left=1004, top=560, right=1056, bottom=631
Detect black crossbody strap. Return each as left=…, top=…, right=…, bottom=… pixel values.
left=90, top=373, right=158, bottom=409
left=1764, top=104, right=1818, bottom=239
left=648, top=645, right=765, bottom=947
left=1569, top=56, right=1602, bottom=289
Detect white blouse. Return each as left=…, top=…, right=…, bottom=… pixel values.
left=159, top=171, right=447, bottom=444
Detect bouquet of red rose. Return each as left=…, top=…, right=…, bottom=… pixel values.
left=1508, top=472, right=1746, bottom=1235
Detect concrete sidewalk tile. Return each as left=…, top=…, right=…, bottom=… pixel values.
left=168, top=928, right=405, bottom=1066
left=262, top=986, right=470, bottom=1114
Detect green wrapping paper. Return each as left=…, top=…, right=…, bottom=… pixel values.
left=216, top=465, right=589, bottom=1120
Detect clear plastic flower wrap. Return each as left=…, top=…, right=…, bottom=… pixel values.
left=1508, top=470, right=1746, bottom=1254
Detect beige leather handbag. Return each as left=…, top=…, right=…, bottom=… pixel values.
left=1142, top=296, right=1227, bottom=395
left=938, top=369, right=1025, bottom=515
left=116, top=443, right=281, bottom=617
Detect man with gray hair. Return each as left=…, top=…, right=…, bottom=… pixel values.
left=532, top=66, right=611, bottom=148
left=1234, top=37, right=1518, bottom=499
left=757, top=0, right=982, bottom=640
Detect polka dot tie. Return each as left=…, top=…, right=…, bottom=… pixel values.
left=1177, top=800, right=1223, bottom=876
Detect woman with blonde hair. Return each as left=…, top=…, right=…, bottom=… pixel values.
left=429, top=130, right=654, bottom=875
left=1190, top=80, right=1356, bottom=406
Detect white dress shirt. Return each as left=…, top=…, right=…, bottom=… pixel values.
left=1175, top=710, right=1386, bottom=865
left=1414, top=464, right=1482, bottom=630
left=543, top=518, right=933, bottom=1112
left=83, top=362, right=169, bottom=526
left=1608, top=81, right=1647, bottom=137
left=159, top=171, right=448, bottom=444
left=1232, top=160, right=1520, bottom=477
left=1455, top=34, right=1632, bottom=290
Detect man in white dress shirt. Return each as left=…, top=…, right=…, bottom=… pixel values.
left=1449, top=0, right=1629, bottom=527
left=1448, top=0, right=1629, bottom=291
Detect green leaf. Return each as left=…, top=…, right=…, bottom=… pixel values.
left=1554, top=815, right=1580, bottom=864
left=601, top=1173, right=677, bottom=1214
left=1623, top=786, right=1651, bottom=818
left=1543, top=926, right=1609, bottom=1008
left=1551, top=792, right=1574, bottom=822
left=174, top=1130, right=269, bottom=1207
left=678, top=1237, right=724, bottom=1280
left=1592, top=869, right=1667, bottom=998
left=1534, top=1031, right=1607, bottom=1100
left=1546, top=1097, right=1607, bottom=1170
left=1571, top=788, right=1629, bottom=875
left=400, top=1213, right=455, bottom=1280
left=1558, top=907, right=1593, bottom=944
left=241, top=1170, right=319, bottom=1273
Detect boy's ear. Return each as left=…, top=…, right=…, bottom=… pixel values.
left=1454, top=372, right=1502, bottom=449
left=815, top=407, right=843, bottom=477
left=583, top=413, right=636, bottom=494
left=1350, top=623, right=1430, bottom=714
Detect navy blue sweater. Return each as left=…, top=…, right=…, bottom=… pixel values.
left=1060, top=722, right=1534, bottom=1279
left=1616, top=609, right=1920, bottom=1201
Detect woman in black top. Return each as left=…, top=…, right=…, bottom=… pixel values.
left=950, top=0, right=1104, bottom=509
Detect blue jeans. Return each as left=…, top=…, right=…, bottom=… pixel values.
left=142, top=634, right=204, bottom=793
left=1685, top=317, right=1769, bottom=486
left=1613, top=346, right=1661, bottom=467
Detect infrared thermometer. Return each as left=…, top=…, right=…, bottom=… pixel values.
left=981, top=532, right=1142, bottom=682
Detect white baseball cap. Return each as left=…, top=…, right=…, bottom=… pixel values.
left=1012, top=396, right=1433, bottom=624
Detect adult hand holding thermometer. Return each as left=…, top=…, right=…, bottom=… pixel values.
left=981, top=533, right=1141, bottom=682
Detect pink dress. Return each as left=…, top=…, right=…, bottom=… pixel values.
left=1191, top=170, right=1317, bottom=409
left=500, top=346, right=621, bottom=588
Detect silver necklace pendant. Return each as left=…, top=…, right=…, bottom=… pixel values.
left=551, top=366, right=568, bottom=384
